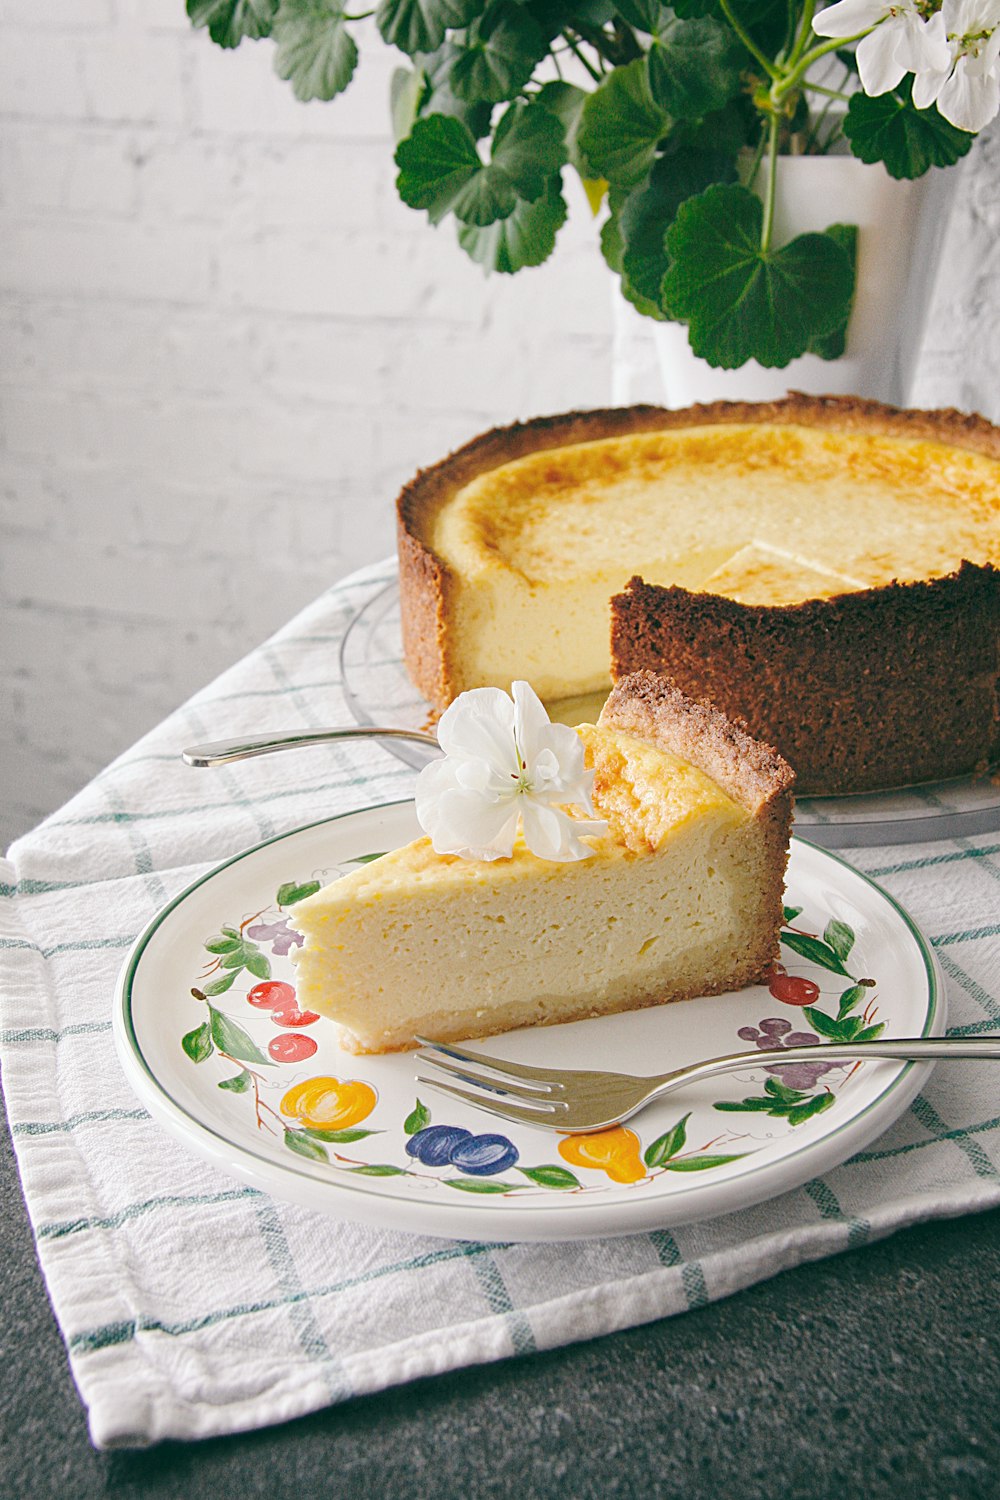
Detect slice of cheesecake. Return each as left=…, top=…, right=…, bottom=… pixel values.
left=289, top=673, right=794, bottom=1054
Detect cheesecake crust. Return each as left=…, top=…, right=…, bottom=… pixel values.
left=395, top=394, right=1000, bottom=791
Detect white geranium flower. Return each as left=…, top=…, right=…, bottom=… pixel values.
left=814, top=0, right=950, bottom=95
left=912, top=0, right=1000, bottom=130
left=415, top=681, right=607, bottom=862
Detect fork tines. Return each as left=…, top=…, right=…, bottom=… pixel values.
left=414, top=1035, right=569, bottom=1123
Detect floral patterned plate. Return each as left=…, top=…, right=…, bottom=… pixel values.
left=114, top=802, right=943, bottom=1242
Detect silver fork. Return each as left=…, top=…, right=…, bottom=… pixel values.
left=414, top=1034, right=1000, bottom=1133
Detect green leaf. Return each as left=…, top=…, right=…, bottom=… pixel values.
left=376, top=0, right=482, bottom=56
left=837, top=984, right=868, bottom=1020
left=284, top=1128, right=329, bottom=1162
left=277, top=879, right=321, bottom=906
left=442, top=1177, right=524, bottom=1193
left=347, top=852, right=387, bottom=865
left=187, top=0, right=277, bottom=47
left=616, top=0, right=668, bottom=28
left=643, top=1111, right=690, bottom=1168
left=823, top=918, right=856, bottom=964
left=205, top=933, right=241, bottom=955
left=404, top=1099, right=431, bottom=1135
left=433, top=6, right=545, bottom=105
left=647, top=17, right=745, bottom=120
left=763, top=1076, right=806, bottom=1104
left=391, top=65, right=425, bottom=144
left=221, top=925, right=240, bottom=938
left=349, top=1163, right=410, bottom=1176
left=854, top=1022, right=886, bottom=1042
left=661, top=183, right=855, bottom=370
left=663, top=1153, right=746, bottom=1170
left=787, top=1092, right=836, bottom=1127
left=457, top=174, right=567, bottom=271
left=577, top=59, right=669, bottom=189
left=845, top=84, right=974, bottom=180
left=398, top=101, right=564, bottom=228
left=182, top=1021, right=214, bottom=1064
left=202, top=970, right=238, bottom=996
left=803, top=1006, right=849, bottom=1040
left=221, top=946, right=248, bottom=969
left=273, top=0, right=359, bottom=102
left=243, top=949, right=272, bottom=981
left=490, top=98, right=567, bottom=201
left=806, top=222, right=856, bottom=360
left=208, top=1005, right=272, bottom=1065
left=536, top=80, right=590, bottom=176
left=218, top=1069, right=251, bottom=1092
left=838, top=1014, right=866, bottom=1041
left=302, top=1126, right=382, bottom=1142
left=396, top=113, right=483, bottom=223
left=713, top=1097, right=774, bottom=1111
left=611, top=148, right=736, bottom=317
left=780, top=929, right=851, bottom=976
left=517, top=1164, right=581, bottom=1189
left=782, top=905, right=802, bottom=923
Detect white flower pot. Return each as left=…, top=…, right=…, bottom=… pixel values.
left=635, top=155, right=956, bottom=408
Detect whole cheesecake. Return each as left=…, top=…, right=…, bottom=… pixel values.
left=397, top=395, right=1000, bottom=794
left=290, top=673, right=794, bottom=1054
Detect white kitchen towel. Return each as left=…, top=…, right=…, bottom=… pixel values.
left=2, top=559, right=998, bottom=1449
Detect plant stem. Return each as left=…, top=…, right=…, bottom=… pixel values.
left=761, top=111, right=780, bottom=253
left=561, top=29, right=602, bottom=82
left=718, top=0, right=780, bottom=77
left=787, top=0, right=817, bottom=67
left=777, top=31, right=869, bottom=99
left=801, top=80, right=851, bottom=99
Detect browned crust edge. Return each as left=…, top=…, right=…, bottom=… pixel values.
left=611, top=564, right=1000, bottom=794
left=396, top=394, right=1000, bottom=709
left=599, top=669, right=796, bottom=819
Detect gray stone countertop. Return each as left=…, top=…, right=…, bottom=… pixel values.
left=2, top=1084, right=998, bottom=1500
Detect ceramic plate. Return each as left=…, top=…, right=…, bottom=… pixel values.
left=115, top=802, right=943, bottom=1242
left=340, top=576, right=1000, bottom=848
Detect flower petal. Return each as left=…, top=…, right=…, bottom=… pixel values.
left=937, top=56, right=1000, bottom=130
left=895, top=10, right=951, bottom=74
left=435, top=687, right=516, bottom=770
left=813, top=0, right=887, bottom=36
left=912, top=61, right=950, bottom=108
left=520, top=798, right=604, bottom=862
left=856, top=21, right=908, bottom=94
left=416, top=766, right=521, bottom=859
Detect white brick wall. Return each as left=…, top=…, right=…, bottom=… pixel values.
left=3, top=9, right=998, bottom=851
left=0, top=9, right=615, bottom=848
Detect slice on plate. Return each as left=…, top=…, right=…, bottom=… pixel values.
left=290, top=672, right=794, bottom=1054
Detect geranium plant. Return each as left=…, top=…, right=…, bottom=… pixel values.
left=187, top=0, right=993, bottom=368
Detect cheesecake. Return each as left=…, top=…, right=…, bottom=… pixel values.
left=397, top=395, right=1000, bottom=793
left=289, top=673, right=794, bottom=1054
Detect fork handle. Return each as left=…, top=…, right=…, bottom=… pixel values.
left=648, top=1036, right=1000, bottom=1097
left=181, top=727, right=440, bottom=767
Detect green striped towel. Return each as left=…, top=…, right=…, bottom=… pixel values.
left=1, top=560, right=998, bottom=1449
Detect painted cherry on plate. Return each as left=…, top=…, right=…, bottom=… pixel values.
left=268, top=1033, right=318, bottom=1063
left=767, top=970, right=820, bottom=1006
left=271, top=1005, right=320, bottom=1028
left=247, top=980, right=296, bottom=1011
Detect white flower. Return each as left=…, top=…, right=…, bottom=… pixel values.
left=911, top=0, right=1000, bottom=130
left=415, top=681, right=607, bottom=862
left=814, top=0, right=950, bottom=95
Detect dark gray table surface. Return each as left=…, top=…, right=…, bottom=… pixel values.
left=2, top=1075, right=998, bottom=1500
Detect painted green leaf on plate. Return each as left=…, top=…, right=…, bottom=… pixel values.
left=208, top=1005, right=271, bottom=1065
left=182, top=1021, right=214, bottom=1064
